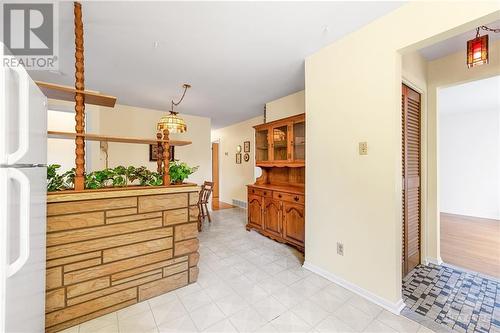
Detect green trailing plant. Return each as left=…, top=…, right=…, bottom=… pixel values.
left=47, top=164, right=66, bottom=191
left=46, top=162, right=198, bottom=191
left=169, top=161, right=199, bottom=184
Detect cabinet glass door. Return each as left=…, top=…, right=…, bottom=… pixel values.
left=272, top=125, right=289, bottom=161
left=255, top=129, right=269, bottom=162
left=293, top=121, right=305, bottom=161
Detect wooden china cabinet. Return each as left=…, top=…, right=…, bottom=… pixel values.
left=247, top=113, right=305, bottom=251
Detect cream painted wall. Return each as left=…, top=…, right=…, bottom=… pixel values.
left=47, top=110, right=79, bottom=172
left=305, top=1, right=499, bottom=310
left=211, top=116, right=262, bottom=205
left=266, top=90, right=305, bottom=121
left=47, top=99, right=101, bottom=172
left=46, top=100, right=211, bottom=185
left=99, top=104, right=211, bottom=185
left=427, top=40, right=500, bottom=261
left=211, top=90, right=305, bottom=206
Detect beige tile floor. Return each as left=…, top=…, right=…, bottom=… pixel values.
left=60, top=208, right=435, bottom=333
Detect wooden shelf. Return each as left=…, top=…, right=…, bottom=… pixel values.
left=48, top=131, right=191, bottom=146
left=36, top=81, right=117, bottom=108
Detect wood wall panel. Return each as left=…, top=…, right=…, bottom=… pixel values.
left=162, top=262, right=189, bottom=277
left=189, top=206, right=200, bottom=222
left=189, top=267, right=199, bottom=283
left=102, top=238, right=172, bottom=263
left=106, top=212, right=161, bottom=224
left=64, top=250, right=173, bottom=285
left=174, top=223, right=198, bottom=241
left=174, top=239, right=199, bottom=256
left=46, top=289, right=65, bottom=313
left=66, top=277, right=110, bottom=298
left=46, top=267, right=62, bottom=290
left=47, top=227, right=173, bottom=259
left=47, top=197, right=137, bottom=216
left=46, top=299, right=136, bottom=333
left=45, top=188, right=200, bottom=332
left=63, top=258, right=102, bottom=273
left=47, top=212, right=104, bottom=232
left=47, top=251, right=101, bottom=269
left=163, top=208, right=189, bottom=226
left=137, top=271, right=188, bottom=301
left=47, top=218, right=163, bottom=246
left=46, top=288, right=137, bottom=327
left=188, top=253, right=200, bottom=267
left=138, top=193, right=187, bottom=213
left=105, top=207, right=137, bottom=218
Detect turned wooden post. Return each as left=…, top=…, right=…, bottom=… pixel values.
left=156, top=132, right=163, bottom=173
left=162, top=129, right=170, bottom=186
left=73, top=2, right=85, bottom=190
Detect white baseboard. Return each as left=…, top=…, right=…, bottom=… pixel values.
left=424, top=257, right=443, bottom=266
left=302, top=261, right=405, bottom=315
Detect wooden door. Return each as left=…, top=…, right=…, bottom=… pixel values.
left=263, top=198, right=282, bottom=237
left=282, top=202, right=305, bottom=246
left=248, top=195, right=263, bottom=228
left=212, top=142, right=219, bottom=199
left=402, top=84, right=421, bottom=276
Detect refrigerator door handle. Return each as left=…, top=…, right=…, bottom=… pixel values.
left=6, top=168, right=30, bottom=278
left=6, top=67, right=29, bottom=165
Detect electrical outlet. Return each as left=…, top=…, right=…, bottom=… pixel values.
left=359, top=142, right=368, bottom=155
left=337, top=242, right=344, bottom=256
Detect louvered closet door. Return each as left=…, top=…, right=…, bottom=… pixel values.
left=402, top=84, right=421, bottom=277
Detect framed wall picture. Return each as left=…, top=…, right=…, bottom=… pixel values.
left=243, top=153, right=250, bottom=162
left=149, top=145, right=175, bottom=162
left=244, top=141, right=250, bottom=152
left=236, top=153, right=242, bottom=164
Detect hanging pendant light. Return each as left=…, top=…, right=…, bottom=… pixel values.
left=467, top=25, right=499, bottom=68
left=157, top=84, right=191, bottom=133
left=157, top=111, right=187, bottom=133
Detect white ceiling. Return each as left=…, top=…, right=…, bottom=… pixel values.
left=419, top=20, right=500, bottom=61
left=439, top=75, right=500, bottom=115
left=28, top=1, right=403, bottom=128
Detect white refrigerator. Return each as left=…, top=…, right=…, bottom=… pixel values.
left=0, top=44, right=48, bottom=332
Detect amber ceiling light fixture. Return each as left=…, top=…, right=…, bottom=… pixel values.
left=157, top=83, right=191, bottom=133
left=467, top=25, right=499, bottom=68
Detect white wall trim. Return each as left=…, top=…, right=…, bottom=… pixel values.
left=303, top=261, right=405, bottom=315
left=425, top=257, right=443, bottom=266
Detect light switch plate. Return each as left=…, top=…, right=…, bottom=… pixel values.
left=359, top=142, right=368, bottom=155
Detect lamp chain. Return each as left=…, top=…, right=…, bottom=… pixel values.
left=170, top=84, right=191, bottom=114
left=477, top=25, right=500, bottom=37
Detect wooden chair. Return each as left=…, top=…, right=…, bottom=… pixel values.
left=197, top=181, right=214, bottom=231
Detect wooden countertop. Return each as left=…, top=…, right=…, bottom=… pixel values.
left=48, top=184, right=200, bottom=203
left=247, top=183, right=304, bottom=195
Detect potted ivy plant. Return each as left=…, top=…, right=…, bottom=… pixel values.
left=46, top=162, right=199, bottom=191
left=168, top=161, right=199, bottom=185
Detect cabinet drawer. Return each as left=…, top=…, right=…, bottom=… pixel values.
left=248, top=187, right=272, bottom=198
left=273, top=191, right=304, bottom=204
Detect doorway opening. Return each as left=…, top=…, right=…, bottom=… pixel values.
left=438, top=76, right=500, bottom=278
left=400, top=20, right=500, bottom=333
left=211, top=141, right=234, bottom=211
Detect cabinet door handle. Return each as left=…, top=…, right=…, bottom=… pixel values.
left=278, top=194, right=282, bottom=198
left=294, top=196, right=299, bottom=201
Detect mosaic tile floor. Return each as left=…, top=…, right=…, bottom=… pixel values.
left=403, top=264, right=500, bottom=333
